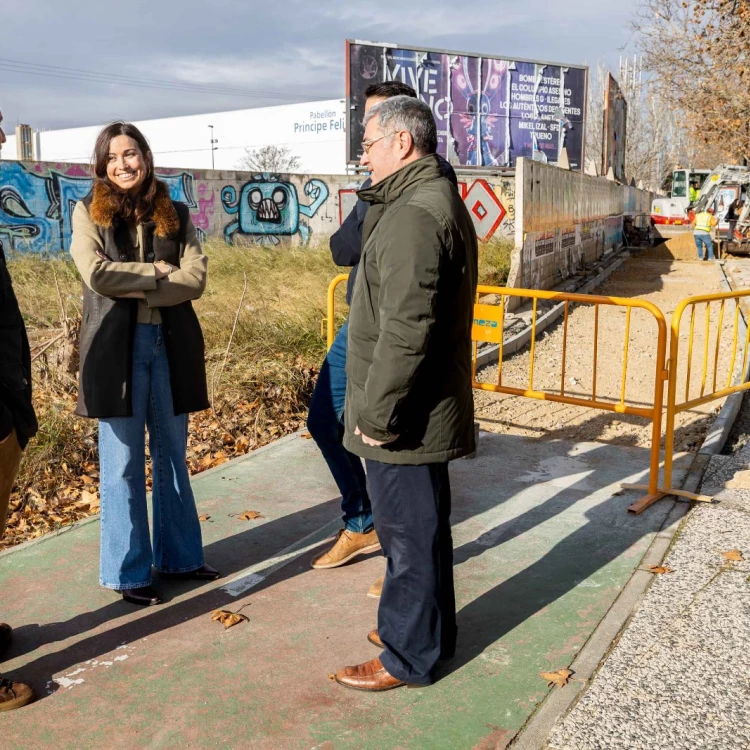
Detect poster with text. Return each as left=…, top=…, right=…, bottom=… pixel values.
left=346, top=40, right=587, bottom=170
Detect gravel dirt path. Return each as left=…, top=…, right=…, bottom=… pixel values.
left=474, top=257, right=734, bottom=455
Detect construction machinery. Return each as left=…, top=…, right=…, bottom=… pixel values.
left=691, top=165, right=750, bottom=256
left=651, top=167, right=711, bottom=238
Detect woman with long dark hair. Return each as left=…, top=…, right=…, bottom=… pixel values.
left=70, top=122, right=219, bottom=605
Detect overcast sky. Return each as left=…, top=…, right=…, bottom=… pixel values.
left=0, top=0, right=635, bottom=131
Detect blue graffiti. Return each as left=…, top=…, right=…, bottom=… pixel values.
left=221, top=174, right=329, bottom=246
left=0, top=162, right=197, bottom=254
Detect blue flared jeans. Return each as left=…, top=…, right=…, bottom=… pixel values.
left=98, top=324, right=205, bottom=589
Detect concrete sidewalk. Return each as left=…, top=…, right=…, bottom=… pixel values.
left=0, top=431, right=688, bottom=749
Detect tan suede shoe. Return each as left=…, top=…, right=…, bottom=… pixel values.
left=367, top=629, right=383, bottom=648
left=0, top=677, right=35, bottom=712
left=367, top=575, right=384, bottom=599
left=334, top=657, right=404, bottom=691
left=310, top=529, right=380, bottom=569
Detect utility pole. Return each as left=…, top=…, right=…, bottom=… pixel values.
left=208, top=125, right=218, bottom=170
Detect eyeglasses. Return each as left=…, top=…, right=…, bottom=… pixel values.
left=361, top=132, right=397, bottom=154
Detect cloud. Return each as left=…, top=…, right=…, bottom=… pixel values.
left=0, top=0, right=632, bottom=131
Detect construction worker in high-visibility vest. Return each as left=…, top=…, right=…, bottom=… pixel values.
left=693, top=206, right=718, bottom=261
left=689, top=181, right=700, bottom=204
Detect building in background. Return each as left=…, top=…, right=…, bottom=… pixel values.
left=1, top=100, right=349, bottom=174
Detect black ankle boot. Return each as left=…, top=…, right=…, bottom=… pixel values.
left=120, top=585, right=162, bottom=606
left=161, top=564, right=221, bottom=581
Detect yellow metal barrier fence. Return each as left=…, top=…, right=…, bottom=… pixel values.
left=324, top=274, right=350, bottom=348
left=324, top=278, right=750, bottom=515
left=325, top=276, right=669, bottom=510
left=472, top=285, right=669, bottom=507
left=625, top=290, right=750, bottom=514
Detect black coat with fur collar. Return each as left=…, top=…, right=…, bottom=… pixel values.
left=75, top=181, right=209, bottom=419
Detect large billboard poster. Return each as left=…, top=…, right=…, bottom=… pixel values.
left=346, top=40, right=588, bottom=170
left=602, top=74, right=627, bottom=182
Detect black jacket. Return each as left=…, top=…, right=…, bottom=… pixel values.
left=330, top=156, right=458, bottom=304
left=0, top=241, right=38, bottom=449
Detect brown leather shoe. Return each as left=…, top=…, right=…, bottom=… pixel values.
left=310, top=529, right=380, bottom=569
left=367, top=575, right=384, bottom=599
left=0, top=676, right=35, bottom=711
left=334, top=657, right=404, bottom=692
left=367, top=629, right=383, bottom=648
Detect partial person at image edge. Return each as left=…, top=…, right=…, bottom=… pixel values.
left=0, top=238, right=39, bottom=711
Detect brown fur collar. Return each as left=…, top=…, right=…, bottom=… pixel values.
left=88, top=179, right=179, bottom=238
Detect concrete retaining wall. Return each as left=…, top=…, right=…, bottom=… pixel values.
left=507, top=158, right=654, bottom=293
left=0, top=158, right=649, bottom=299
left=0, top=159, right=516, bottom=254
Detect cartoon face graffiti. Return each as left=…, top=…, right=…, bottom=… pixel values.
left=249, top=184, right=289, bottom=224
left=225, top=180, right=299, bottom=234
left=221, top=175, right=329, bottom=245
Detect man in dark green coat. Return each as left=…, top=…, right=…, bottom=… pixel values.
left=334, top=96, right=478, bottom=691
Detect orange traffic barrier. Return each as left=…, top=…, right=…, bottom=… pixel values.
left=471, top=285, right=669, bottom=507
left=626, top=290, right=750, bottom=514
left=324, top=274, right=350, bottom=348
left=323, top=277, right=748, bottom=516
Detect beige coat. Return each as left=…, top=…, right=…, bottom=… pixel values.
left=70, top=202, right=207, bottom=324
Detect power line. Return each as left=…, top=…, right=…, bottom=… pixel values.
left=29, top=139, right=345, bottom=162
left=0, top=57, right=331, bottom=102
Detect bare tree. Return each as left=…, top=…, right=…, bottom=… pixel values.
left=236, top=145, right=302, bottom=173
left=633, top=0, right=750, bottom=164
left=585, top=51, right=723, bottom=190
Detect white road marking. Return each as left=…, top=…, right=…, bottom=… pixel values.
left=221, top=517, right=342, bottom=597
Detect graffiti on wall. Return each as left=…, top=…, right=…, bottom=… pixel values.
left=3, top=160, right=518, bottom=253
left=0, top=161, right=200, bottom=253
left=221, top=174, right=329, bottom=246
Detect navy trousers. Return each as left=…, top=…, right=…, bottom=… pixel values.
left=365, top=459, right=456, bottom=685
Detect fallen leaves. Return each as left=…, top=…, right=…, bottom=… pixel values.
left=198, top=514, right=211, bottom=522
left=238, top=510, right=264, bottom=521
left=645, top=565, right=674, bottom=575
left=722, top=549, right=744, bottom=562
left=211, top=609, right=248, bottom=629
left=539, top=668, right=574, bottom=688
left=4, top=365, right=316, bottom=551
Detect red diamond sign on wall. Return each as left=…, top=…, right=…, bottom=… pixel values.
left=459, top=179, right=507, bottom=241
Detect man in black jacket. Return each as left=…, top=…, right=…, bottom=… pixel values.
left=0, top=239, right=38, bottom=711
left=307, top=82, right=458, bottom=587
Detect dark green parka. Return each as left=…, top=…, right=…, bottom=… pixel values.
left=343, top=154, right=478, bottom=465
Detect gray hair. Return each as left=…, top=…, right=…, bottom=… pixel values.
left=363, top=95, right=437, bottom=155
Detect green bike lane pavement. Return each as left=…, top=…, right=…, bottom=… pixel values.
left=0, top=431, right=686, bottom=749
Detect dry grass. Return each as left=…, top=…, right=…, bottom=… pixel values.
left=4, top=235, right=513, bottom=548
left=478, top=237, right=513, bottom=287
